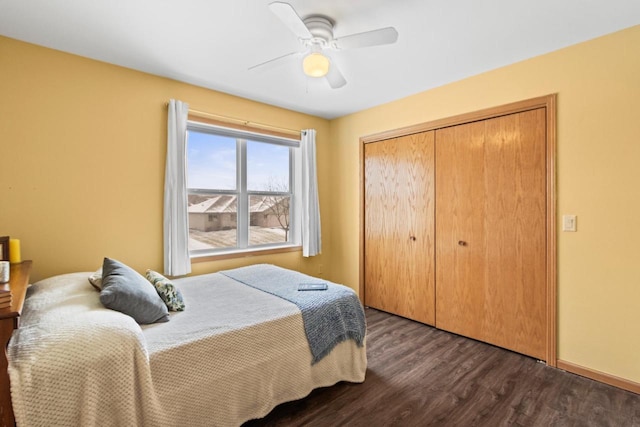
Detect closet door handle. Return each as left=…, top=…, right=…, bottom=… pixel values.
left=409, top=235, right=417, bottom=241
left=458, top=240, right=467, bottom=246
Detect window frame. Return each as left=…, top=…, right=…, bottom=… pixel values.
left=186, top=120, right=301, bottom=260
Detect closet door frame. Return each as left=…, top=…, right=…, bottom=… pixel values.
left=359, top=94, right=557, bottom=366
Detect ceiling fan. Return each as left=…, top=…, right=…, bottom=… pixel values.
left=250, top=1, right=399, bottom=89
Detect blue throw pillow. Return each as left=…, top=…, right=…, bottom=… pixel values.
left=100, top=258, right=169, bottom=324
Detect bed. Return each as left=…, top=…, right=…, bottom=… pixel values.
left=5, top=263, right=367, bottom=427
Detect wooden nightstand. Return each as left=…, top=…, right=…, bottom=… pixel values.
left=0, top=260, right=32, bottom=426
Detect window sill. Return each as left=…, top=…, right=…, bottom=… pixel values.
left=190, top=245, right=302, bottom=263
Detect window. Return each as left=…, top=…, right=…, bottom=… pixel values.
left=186, top=121, right=299, bottom=257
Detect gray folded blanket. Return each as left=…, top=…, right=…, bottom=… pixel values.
left=220, top=264, right=366, bottom=364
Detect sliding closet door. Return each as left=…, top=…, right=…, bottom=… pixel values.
left=435, top=109, right=547, bottom=359
left=364, top=132, right=435, bottom=325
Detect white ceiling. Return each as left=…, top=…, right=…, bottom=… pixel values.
left=1, top=0, right=639, bottom=119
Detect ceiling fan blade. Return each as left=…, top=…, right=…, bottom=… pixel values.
left=325, top=60, right=346, bottom=89
left=333, top=27, right=398, bottom=50
left=268, top=2, right=312, bottom=39
left=249, top=51, right=300, bottom=71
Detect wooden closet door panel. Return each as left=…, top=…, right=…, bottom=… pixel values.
left=435, top=121, right=487, bottom=338
left=436, top=108, right=547, bottom=359
left=364, top=132, right=435, bottom=325
left=483, top=108, right=547, bottom=358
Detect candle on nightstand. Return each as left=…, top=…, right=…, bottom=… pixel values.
left=9, top=239, right=21, bottom=264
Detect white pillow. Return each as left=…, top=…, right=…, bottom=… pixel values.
left=88, top=268, right=102, bottom=290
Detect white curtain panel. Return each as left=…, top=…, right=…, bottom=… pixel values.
left=164, top=99, right=191, bottom=276
left=301, top=129, right=322, bottom=257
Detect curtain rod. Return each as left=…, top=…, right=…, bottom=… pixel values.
left=186, top=107, right=301, bottom=137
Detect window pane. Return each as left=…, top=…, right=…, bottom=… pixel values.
left=186, top=122, right=299, bottom=256
left=249, top=195, right=290, bottom=245
left=188, top=194, right=237, bottom=250
left=247, top=141, right=289, bottom=192
left=187, top=131, right=236, bottom=190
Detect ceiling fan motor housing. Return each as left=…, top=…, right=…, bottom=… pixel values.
left=303, top=15, right=335, bottom=46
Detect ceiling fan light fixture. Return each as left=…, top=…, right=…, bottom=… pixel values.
left=303, top=52, right=330, bottom=77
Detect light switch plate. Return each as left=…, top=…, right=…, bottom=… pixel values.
left=562, top=215, right=577, bottom=232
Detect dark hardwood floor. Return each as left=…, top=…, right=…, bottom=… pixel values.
left=245, top=308, right=640, bottom=427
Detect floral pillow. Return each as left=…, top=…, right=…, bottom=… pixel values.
left=145, top=270, right=186, bottom=312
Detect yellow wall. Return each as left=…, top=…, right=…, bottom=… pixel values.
left=329, top=25, right=640, bottom=383
left=0, top=36, right=330, bottom=283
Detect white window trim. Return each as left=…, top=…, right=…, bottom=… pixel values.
left=187, top=121, right=301, bottom=259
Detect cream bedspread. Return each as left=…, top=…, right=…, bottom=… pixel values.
left=8, top=271, right=367, bottom=427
